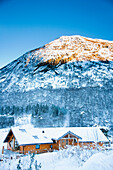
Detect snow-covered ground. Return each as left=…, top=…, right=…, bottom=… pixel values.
left=0, top=145, right=113, bottom=170
left=80, top=151, right=113, bottom=170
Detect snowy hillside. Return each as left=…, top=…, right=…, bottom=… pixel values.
left=0, top=35, right=113, bottom=131
left=0, top=35, right=113, bottom=92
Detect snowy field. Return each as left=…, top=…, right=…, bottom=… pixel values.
left=0, top=145, right=113, bottom=170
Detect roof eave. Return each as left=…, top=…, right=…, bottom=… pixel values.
left=20, top=142, right=53, bottom=146
left=3, top=129, right=13, bottom=143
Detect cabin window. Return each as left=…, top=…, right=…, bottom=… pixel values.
left=36, top=144, right=40, bottom=149
left=50, top=145, right=53, bottom=149
left=15, top=140, right=19, bottom=147
left=66, top=139, right=68, bottom=145
left=74, top=139, right=77, bottom=143
left=15, top=140, right=19, bottom=150
left=33, top=136, right=39, bottom=139
left=19, top=129, right=26, bottom=133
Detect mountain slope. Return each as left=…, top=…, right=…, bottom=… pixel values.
left=0, top=35, right=113, bottom=92
left=0, top=35, right=113, bottom=129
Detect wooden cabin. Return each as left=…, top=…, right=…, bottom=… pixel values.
left=3, top=127, right=109, bottom=154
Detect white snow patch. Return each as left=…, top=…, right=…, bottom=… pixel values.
left=0, top=146, right=113, bottom=170
left=80, top=151, right=113, bottom=170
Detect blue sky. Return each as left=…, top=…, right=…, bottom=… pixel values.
left=0, top=0, right=113, bottom=68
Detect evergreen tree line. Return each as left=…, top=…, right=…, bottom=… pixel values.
left=0, top=103, right=67, bottom=118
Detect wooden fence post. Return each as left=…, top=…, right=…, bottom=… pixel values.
left=2, top=146, right=4, bottom=154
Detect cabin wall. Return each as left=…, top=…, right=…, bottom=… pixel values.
left=58, top=134, right=79, bottom=148
left=19, top=141, right=105, bottom=154
left=19, top=145, right=23, bottom=154
left=59, top=139, right=66, bottom=148
left=20, top=142, right=59, bottom=154
left=59, top=139, right=76, bottom=148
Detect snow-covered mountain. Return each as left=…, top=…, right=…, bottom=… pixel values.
left=0, top=35, right=113, bottom=92
left=0, top=35, right=113, bottom=130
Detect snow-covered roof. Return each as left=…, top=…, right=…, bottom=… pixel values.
left=10, top=127, right=53, bottom=145
left=4, top=126, right=108, bottom=146
left=41, top=127, right=109, bottom=143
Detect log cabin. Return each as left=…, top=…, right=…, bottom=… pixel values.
left=3, top=127, right=109, bottom=154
